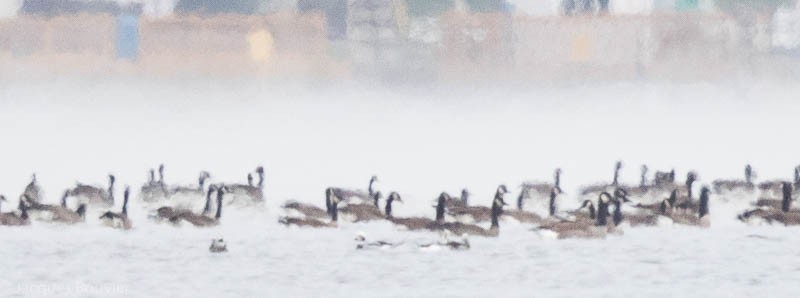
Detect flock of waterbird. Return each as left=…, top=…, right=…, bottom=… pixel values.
left=1, top=162, right=799, bottom=252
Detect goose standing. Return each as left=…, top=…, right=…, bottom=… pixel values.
left=69, top=174, right=115, bottom=207
left=226, top=166, right=265, bottom=203
left=99, top=187, right=132, bottom=230
left=0, top=197, right=30, bottom=226
left=279, top=189, right=343, bottom=228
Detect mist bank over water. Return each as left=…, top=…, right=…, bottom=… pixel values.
left=1, top=77, right=798, bottom=219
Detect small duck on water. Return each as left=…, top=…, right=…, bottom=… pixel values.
left=419, top=231, right=470, bottom=251
left=354, top=232, right=401, bottom=250
left=209, top=238, right=227, bottom=253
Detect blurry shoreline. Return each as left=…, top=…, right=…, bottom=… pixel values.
left=2, top=12, right=800, bottom=85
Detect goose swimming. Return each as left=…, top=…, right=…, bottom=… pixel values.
left=535, top=192, right=614, bottom=239
left=521, top=168, right=563, bottom=198
left=279, top=189, right=343, bottom=228
left=170, top=186, right=226, bottom=227
left=340, top=192, right=385, bottom=222
left=99, top=187, right=132, bottom=230
left=712, top=164, right=756, bottom=193
left=22, top=174, right=42, bottom=203
left=0, top=197, right=30, bottom=226
left=580, top=161, right=623, bottom=196
left=447, top=185, right=509, bottom=223
left=739, top=182, right=800, bottom=225
left=225, top=166, right=265, bottom=203
left=69, top=174, right=115, bottom=207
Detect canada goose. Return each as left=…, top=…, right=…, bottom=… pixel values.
left=712, top=165, right=756, bottom=193
left=153, top=185, right=212, bottom=223
left=639, top=165, right=648, bottom=187
left=171, top=186, right=225, bottom=227
left=751, top=179, right=791, bottom=210
left=669, top=172, right=698, bottom=213
left=580, top=161, right=622, bottom=195
left=447, top=185, right=509, bottom=223
left=201, top=185, right=218, bottom=216
left=281, top=197, right=329, bottom=219
left=225, top=167, right=265, bottom=202
left=279, top=189, right=343, bottom=228
left=171, top=171, right=212, bottom=197
left=23, top=192, right=86, bottom=224
left=535, top=192, right=613, bottom=239
left=759, top=166, right=800, bottom=197
left=612, top=189, right=671, bottom=227
left=0, top=196, right=30, bottom=226
left=209, top=239, right=227, bottom=253
left=459, top=189, right=470, bottom=207
left=70, top=174, right=115, bottom=207
left=521, top=168, right=563, bottom=198
left=445, top=189, right=470, bottom=209
left=621, top=165, right=650, bottom=196
left=387, top=192, right=445, bottom=231
left=354, top=233, right=401, bottom=250
left=503, top=188, right=546, bottom=224
left=99, top=187, right=132, bottom=230
left=22, top=174, right=42, bottom=203
left=653, top=169, right=676, bottom=187
left=438, top=192, right=507, bottom=237
left=664, top=187, right=711, bottom=227
left=141, top=166, right=169, bottom=202
left=340, top=192, right=385, bottom=222
left=330, top=175, right=380, bottom=204
left=566, top=200, right=597, bottom=223
left=739, top=182, right=800, bottom=225
left=634, top=189, right=678, bottom=214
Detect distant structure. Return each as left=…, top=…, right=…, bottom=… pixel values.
left=19, top=0, right=136, bottom=16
